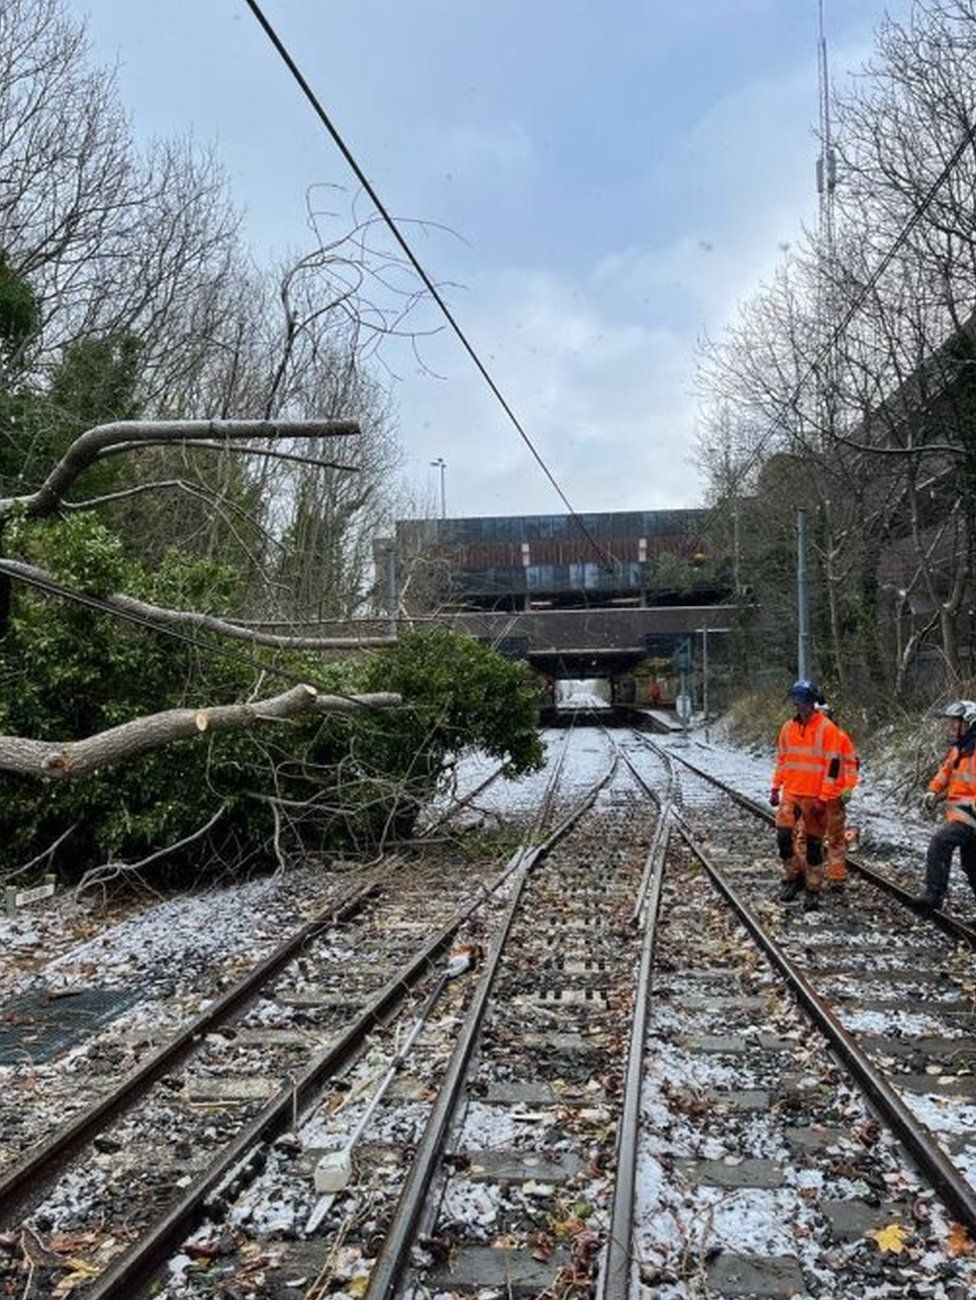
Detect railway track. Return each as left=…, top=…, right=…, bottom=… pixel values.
left=0, top=727, right=599, bottom=1296
left=5, top=725, right=976, bottom=1297
left=620, top=730, right=976, bottom=1294
left=106, top=735, right=644, bottom=1299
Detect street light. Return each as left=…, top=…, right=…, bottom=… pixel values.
left=430, top=457, right=447, bottom=519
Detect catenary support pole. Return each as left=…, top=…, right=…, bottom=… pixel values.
left=701, top=626, right=709, bottom=740
left=797, top=507, right=812, bottom=679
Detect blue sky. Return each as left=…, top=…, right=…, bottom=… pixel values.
left=68, top=0, right=910, bottom=517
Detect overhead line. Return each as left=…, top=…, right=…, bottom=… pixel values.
left=241, top=0, right=618, bottom=570
left=729, top=119, right=976, bottom=486
left=0, top=560, right=391, bottom=713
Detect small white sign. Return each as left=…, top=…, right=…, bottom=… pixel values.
left=5, top=874, right=56, bottom=918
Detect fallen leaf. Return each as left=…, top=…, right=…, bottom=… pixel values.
left=869, top=1223, right=907, bottom=1254
left=947, top=1221, right=973, bottom=1256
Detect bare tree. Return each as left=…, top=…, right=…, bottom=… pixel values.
left=697, top=0, right=976, bottom=699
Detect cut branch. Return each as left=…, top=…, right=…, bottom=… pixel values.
left=0, top=685, right=401, bottom=780
left=0, top=558, right=397, bottom=649
left=0, top=419, right=360, bottom=520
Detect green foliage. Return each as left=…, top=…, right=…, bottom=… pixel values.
left=364, top=627, right=543, bottom=774
left=651, top=549, right=725, bottom=597
left=0, top=254, right=38, bottom=359
left=0, top=537, right=543, bottom=882
left=14, top=512, right=132, bottom=595
left=3, top=517, right=254, bottom=867
left=1, top=330, right=141, bottom=501
left=48, top=334, right=142, bottom=432
left=303, top=627, right=545, bottom=843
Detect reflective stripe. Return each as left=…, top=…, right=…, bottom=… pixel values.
left=934, top=748, right=976, bottom=807
left=774, top=713, right=842, bottom=798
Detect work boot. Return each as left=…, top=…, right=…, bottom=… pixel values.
left=803, top=890, right=821, bottom=912
left=779, top=878, right=803, bottom=903
left=825, top=878, right=846, bottom=893
left=912, top=890, right=943, bottom=913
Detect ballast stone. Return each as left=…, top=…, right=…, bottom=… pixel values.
left=706, top=1252, right=806, bottom=1298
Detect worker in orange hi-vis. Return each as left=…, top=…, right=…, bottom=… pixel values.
left=797, top=703, right=859, bottom=891
left=914, top=700, right=976, bottom=913
left=821, top=703, right=858, bottom=888
left=770, top=680, right=845, bottom=912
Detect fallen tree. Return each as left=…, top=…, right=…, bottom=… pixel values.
left=0, top=557, right=395, bottom=650
left=1, top=523, right=542, bottom=884
left=0, top=685, right=400, bottom=779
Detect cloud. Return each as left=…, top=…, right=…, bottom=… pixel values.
left=394, top=266, right=701, bottom=516
left=437, top=122, right=533, bottom=173
left=393, top=30, right=893, bottom=523
left=390, top=35, right=859, bottom=521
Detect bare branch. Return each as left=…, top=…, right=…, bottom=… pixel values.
left=0, top=557, right=397, bottom=648
left=91, top=440, right=359, bottom=474
left=0, top=418, right=360, bottom=520
left=73, top=806, right=227, bottom=902
left=0, top=684, right=401, bottom=779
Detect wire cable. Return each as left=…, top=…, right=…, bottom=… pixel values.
left=0, top=560, right=392, bottom=713
left=241, top=0, right=618, bottom=571
left=730, top=119, right=976, bottom=486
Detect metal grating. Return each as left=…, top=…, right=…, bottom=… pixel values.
left=0, top=986, right=140, bottom=1065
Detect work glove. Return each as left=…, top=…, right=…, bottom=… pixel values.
left=922, top=790, right=939, bottom=815
left=839, top=789, right=853, bottom=806
left=769, top=787, right=781, bottom=808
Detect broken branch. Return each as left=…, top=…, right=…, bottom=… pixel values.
left=0, top=685, right=401, bottom=779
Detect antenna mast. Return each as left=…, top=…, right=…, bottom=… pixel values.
left=815, top=0, right=838, bottom=446
left=816, top=0, right=837, bottom=251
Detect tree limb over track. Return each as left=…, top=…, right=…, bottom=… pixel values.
left=0, top=558, right=396, bottom=650
left=0, top=419, right=360, bottom=521
left=0, top=686, right=401, bottom=780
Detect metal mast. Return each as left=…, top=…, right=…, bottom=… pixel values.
left=816, top=0, right=837, bottom=253
left=798, top=0, right=837, bottom=680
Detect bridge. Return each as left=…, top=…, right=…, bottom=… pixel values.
left=382, top=508, right=735, bottom=693
left=439, top=604, right=734, bottom=678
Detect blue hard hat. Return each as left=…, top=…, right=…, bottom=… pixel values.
left=788, top=679, right=820, bottom=704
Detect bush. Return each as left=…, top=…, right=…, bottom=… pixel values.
left=0, top=523, right=543, bottom=883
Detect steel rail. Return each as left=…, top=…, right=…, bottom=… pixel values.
left=611, top=742, right=669, bottom=924
left=535, top=717, right=578, bottom=833
left=636, top=733, right=976, bottom=949
left=599, top=802, right=671, bottom=1300
left=365, top=759, right=618, bottom=1300
left=0, top=875, right=381, bottom=1226
left=83, top=764, right=609, bottom=1299
left=675, top=820, right=976, bottom=1233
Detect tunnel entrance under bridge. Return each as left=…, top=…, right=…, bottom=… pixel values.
left=469, top=611, right=733, bottom=725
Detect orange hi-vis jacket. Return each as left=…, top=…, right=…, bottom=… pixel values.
left=929, top=742, right=976, bottom=828
left=772, top=711, right=844, bottom=801
left=829, top=725, right=859, bottom=800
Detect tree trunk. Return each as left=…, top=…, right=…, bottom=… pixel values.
left=0, top=686, right=400, bottom=779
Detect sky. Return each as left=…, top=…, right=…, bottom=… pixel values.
left=66, top=0, right=911, bottom=519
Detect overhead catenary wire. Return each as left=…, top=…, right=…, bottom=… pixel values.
left=0, top=559, right=394, bottom=714
left=241, top=0, right=618, bottom=571
left=728, top=116, right=976, bottom=486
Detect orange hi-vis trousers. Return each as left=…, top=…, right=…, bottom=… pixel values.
left=794, top=798, right=848, bottom=883
left=776, top=792, right=827, bottom=892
